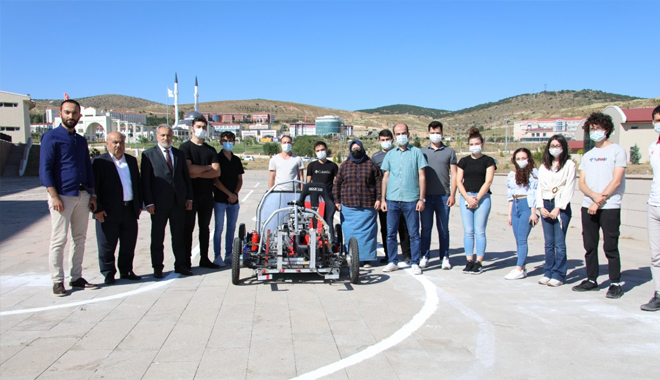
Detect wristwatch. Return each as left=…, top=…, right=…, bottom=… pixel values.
left=419, top=198, right=426, bottom=203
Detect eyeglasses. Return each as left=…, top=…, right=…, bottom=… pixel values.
left=589, top=126, right=605, bottom=132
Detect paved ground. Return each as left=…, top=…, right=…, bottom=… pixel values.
left=1, top=170, right=658, bottom=380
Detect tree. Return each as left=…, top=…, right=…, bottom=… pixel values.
left=630, top=144, right=641, bottom=164
left=30, top=113, right=44, bottom=124
left=263, top=142, right=280, bottom=156
left=413, top=136, right=422, bottom=148
left=291, top=135, right=316, bottom=157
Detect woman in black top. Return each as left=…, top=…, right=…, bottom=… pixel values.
left=455, top=127, right=496, bottom=274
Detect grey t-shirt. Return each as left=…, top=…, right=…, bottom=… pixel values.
left=578, top=143, right=627, bottom=209
left=371, top=150, right=388, bottom=168
left=422, top=144, right=457, bottom=195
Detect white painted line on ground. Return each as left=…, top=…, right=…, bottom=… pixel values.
left=242, top=190, right=254, bottom=203
left=289, top=269, right=440, bottom=380
left=253, top=183, right=260, bottom=188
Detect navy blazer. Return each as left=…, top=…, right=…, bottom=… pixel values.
left=141, top=145, right=193, bottom=208
left=92, top=152, right=142, bottom=222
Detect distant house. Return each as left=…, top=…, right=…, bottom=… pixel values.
left=251, top=113, right=275, bottom=123
left=601, top=106, right=656, bottom=163
left=514, top=118, right=584, bottom=142
left=0, top=91, right=34, bottom=144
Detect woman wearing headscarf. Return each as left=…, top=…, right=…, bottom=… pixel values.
left=333, top=139, right=382, bottom=267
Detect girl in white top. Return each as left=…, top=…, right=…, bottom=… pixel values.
left=535, top=135, right=576, bottom=287
left=641, top=106, right=660, bottom=311
left=505, top=148, right=539, bottom=280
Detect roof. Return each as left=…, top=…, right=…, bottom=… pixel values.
left=621, top=108, right=653, bottom=123
left=567, top=140, right=583, bottom=150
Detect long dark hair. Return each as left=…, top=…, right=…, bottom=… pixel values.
left=542, top=135, right=570, bottom=170
left=511, top=148, right=535, bottom=186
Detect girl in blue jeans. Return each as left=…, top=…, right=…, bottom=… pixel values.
left=505, top=148, right=539, bottom=280
left=456, top=128, right=496, bottom=275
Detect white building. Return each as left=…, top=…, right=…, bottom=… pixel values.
left=602, top=106, right=656, bottom=163
left=514, top=118, right=584, bottom=142
left=53, top=106, right=153, bottom=143
left=0, top=91, right=34, bottom=144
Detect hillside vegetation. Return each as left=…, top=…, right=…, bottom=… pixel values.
left=356, top=104, right=450, bottom=118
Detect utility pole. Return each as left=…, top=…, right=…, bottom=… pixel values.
left=504, top=117, right=509, bottom=154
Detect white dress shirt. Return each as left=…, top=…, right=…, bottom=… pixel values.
left=111, top=154, right=133, bottom=202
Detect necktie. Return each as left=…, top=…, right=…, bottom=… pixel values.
left=165, top=149, right=173, bottom=171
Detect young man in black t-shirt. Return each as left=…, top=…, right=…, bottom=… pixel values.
left=213, top=131, right=244, bottom=266
left=306, top=141, right=338, bottom=223
left=179, top=116, right=221, bottom=271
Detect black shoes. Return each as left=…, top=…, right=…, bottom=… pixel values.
left=120, top=272, right=142, bottom=281
left=606, top=284, right=624, bottom=299
left=640, top=292, right=660, bottom=311
left=53, top=282, right=66, bottom=297
left=572, top=280, right=599, bottom=292
left=463, top=260, right=474, bottom=274
left=104, top=274, right=115, bottom=285
left=153, top=270, right=163, bottom=279
left=199, top=260, right=221, bottom=269
left=175, top=267, right=193, bottom=276
left=470, top=261, right=483, bottom=275
left=70, top=277, right=99, bottom=290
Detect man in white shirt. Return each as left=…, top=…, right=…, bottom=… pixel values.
left=642, top=105, right=660, bottom=311
left=93, top=132, right=143, bottom=284
left=268, top=135, right=304, bottom=191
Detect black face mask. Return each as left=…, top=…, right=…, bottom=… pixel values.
left=352, top=149, right=364, bottom=159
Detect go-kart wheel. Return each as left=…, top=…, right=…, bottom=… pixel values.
left=348, top=237, right=360, bottom=284
left=231, top=237, right=242, bottom=285
left=238, top=223, right=246, bottom=241
left=335, top=223, right=343, bottom=255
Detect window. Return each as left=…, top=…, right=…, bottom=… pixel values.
left=0, top=126, right=18, bottom=131
left=1, top=103, right=18, bottom=107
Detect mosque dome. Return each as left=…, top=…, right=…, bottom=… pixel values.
left=184, top=110, right=204, bottom=120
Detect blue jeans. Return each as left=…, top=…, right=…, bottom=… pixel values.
left=511, top=198, right=533, bottom=267
left=421, top=194, right=451, bottom=260
left=459, top=193, right=491, bottom=258
left=386, top=200, right=421, bottom=265
left=213, top=202, right=240, bottom=260
left=540, top=199, right=571, bottom=281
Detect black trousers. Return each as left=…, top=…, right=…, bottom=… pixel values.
left=581, top=207, right=621, bottom=283
left=96, top=204, right=138, bottom=277
left=184, top=191, right=215, bottom=265
left=150, top=202, right=186, bottom=271
left=378, top=209, right=411, bottom=260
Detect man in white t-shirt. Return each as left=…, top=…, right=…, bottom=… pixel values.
left=573, top=112, right=627, bottom=299
left=268, top=135, right=304, bottom=191
left=642, top=105, right=660, bottom=311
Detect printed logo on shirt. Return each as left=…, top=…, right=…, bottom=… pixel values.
left=314, top=169, right=332, bottom=174
left=589, top=157, right=608, bottom=162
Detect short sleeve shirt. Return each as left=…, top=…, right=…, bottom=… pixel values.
left=269, top=153, right=304, bottom=191
left=381, top=144, right=428, bottom=202
left=179, top=140, right=219, bottom=193
left=306, top=160, right=338, bottom=198
left=213, top=152, right=245, bottom=204
left=422, top=144, right=457, bottom=195
left=371, top=150, right=387, bottom=168
left=457, top=155, right=496, bottom=193
left=579, top=143, right=627, bottom=209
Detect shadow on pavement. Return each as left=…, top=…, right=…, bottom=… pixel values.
left=0, top=200, right=50, bottom=243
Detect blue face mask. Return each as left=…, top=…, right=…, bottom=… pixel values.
left=396, top=135, right=408, bottom=146
left=222, top=142, right=234, bottom=151
left=654, top=122, right=660, bottom=134
left=590, top=130, right=606, bottom=142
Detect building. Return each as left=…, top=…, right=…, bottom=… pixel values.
left=289, top=122, right=316, bottom=137
left=601, top=106, right=656, bottom=163
left=108, top=111, right=147, bottom=124
left=0, top=91, right=35, bottom=144
left=315, top=115, right=344, bottom=135
left=514, top=118, right=584, bottom=142
left=211, top=123, right=241, bottom=138
left=251, top=113, right=275, bottom=123
left=52, top=106, right=152, bottom=143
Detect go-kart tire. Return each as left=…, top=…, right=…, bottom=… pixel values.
left=238, top=223, right=246, bottom=241
left=348, top=237, right=360, bottom=284
left=231, top=237, right=242, bottom=285
left=335, top=223, right=343, bottom=255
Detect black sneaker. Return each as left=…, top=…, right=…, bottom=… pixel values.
left=404, top=258, right=411, bottom=265
left=640, top=292, right=660, bottom=312
left=69, top=277, right=99, bottom=290
left=463, top=260, right=474, bottom=274
left=470, top=261, right=483, bottom=275
left=606, top=284, right=623, bottom=299
left=53, top=282, right=66, bottom=297
left=572, top=279, right=599, bottom=292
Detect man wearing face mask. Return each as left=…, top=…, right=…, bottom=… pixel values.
left=381, top=124, right=428, bottom=275
left=573, top=112, right=627, bottom=299
left=179, top=116, right=221, bottom=270
left=213, top=132, right=244, bottom=266
left=641, top=105, right=660, bottom=311
left=306, top=141, right=338, bottom=202
left=371, top=129, right=411, bottom=265
left=268, top=135, right=304, bottom=191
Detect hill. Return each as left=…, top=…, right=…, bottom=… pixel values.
left=355, top=104, right=450, bottom=118
left=32, top=94, right=163, bottom=113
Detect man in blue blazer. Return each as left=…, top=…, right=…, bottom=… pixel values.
left=141, top=126, right=194, bottom=278
left=93, top=132, right=143, bottom=284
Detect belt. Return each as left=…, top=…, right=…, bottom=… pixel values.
left=123, top=200, right=133, bottom=206
left=513, top=195, right=527, bottom=199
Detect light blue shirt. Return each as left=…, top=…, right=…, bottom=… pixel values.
left=381, top=144, right=428, bottom=202
left=506, top=168, right=539, bottom=208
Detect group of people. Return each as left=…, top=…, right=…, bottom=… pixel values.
left=39, top=99, right=660, bottom=312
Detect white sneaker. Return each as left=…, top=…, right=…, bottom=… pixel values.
left=441, top=257, right=452, bottom=270
left=504, top=268, right=526, bottom=280
left=547, top=279, right=563, bottom=287
left=411, top=264, right=422, bottom=275
left=538, top=276, right=551, bottom=285
left=383, top=262, right=398, bottom=272
left=419, top=257, right=429, bottom=268
left=397, top=261, right=409, bottom=269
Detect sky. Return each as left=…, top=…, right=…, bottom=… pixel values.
left=1, top=1, right=657, bottom=112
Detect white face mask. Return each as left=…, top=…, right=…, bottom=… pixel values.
left=316, top=150, right=327, bottom=160
left=429, top=133, right=442, bottom=144
left=590, top=130, right=606, bottom=142
left=653, top=122, right=660, bottom=134
left=549, top=148, right=563, bottom=157
left=516, top=159, right=528, bottom=169
left=281, top=143, right=292, bottom=153
left=380, top=140, right=393, bottom=150
left=194, top=128, right=207, bottom=139
left=396, top=134, right=408, bottom=146
left=469, top=145, right=482, bottom=155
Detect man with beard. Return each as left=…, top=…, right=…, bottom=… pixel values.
left=141, top=125, right=194, bottom=278
left=40, top=99, right=99, bottom=296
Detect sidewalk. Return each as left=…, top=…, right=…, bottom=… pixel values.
left=0, top=171, right=657, bottom=380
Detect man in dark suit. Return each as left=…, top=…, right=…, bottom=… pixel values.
left=93, top=132, right=143, bottom=284
left=141, top=125, right=194, bottom=278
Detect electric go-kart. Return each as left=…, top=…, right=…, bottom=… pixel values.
left=231, top=180, right=360, bottom=285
